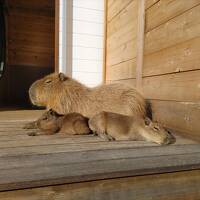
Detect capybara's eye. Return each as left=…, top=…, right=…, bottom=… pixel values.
left=45, top=79, right=52, bottom=84
left=153, top=126, right=159, bottom=131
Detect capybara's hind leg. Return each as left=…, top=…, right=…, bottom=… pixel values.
left=89, top=112, right=114, bottom=141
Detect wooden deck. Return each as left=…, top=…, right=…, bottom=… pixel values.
left=0, top=110, right=200, bottom=199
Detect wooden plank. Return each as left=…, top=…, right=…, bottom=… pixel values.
left=9, top=44, right=54, bottom=55
left=136, top=0, right=145, bottom=89
left=8, top=7, right=54, bottom=17
left=0, top=144, right=200, bottom=173
left=0, top=110, right=43, bottom=121
left=0, top=136, right=196, bottom=158
left=7, top=0, right=55, bottom=10
left=106, top=0, right=138, bottom=67
left=143, top=36, right=200, bottom=77
left=0, top=141, right=158, bottom=158
left=143, top=70, right=200, bottom=102
left=1, top=170, right=200, bottom=200
left=1, top=144, right=200, bottom=170
left=8, top=51, right=54, bottom=67
left=107, top=38, right=137, bottom=67
left=145, top=0, right=159, bottom=9
left=8, top=19, right=54, bottom=34
left=103, top=0, right=108, bottom=82
left=8, top=31, right=54, bottom=45
left=107, top=0, right=138, bottom=47
left=107, top=0, right=133, bottom=22
left=108, top=78, right=136, bottom=87
left=8, top=14, right=54, bottom=24
left=146, top=0, right=200, bottom=32
left=0, top=135, right=107, bottom=148
left=106, top=59, right=136, bottom=81
left=145, top=4, right=200, bottom=55
left=150, top=100, right=200, bottom=140
left=55, top=0, right=59, bottom=72
left=0, top=151, right=200, bottom=191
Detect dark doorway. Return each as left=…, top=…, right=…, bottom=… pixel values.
left=0, top=0, right=55, bottom=109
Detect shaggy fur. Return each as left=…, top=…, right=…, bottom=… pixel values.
left=89, top=111, right=176, bottom=145
left=29, top=73, right=146, bottom=118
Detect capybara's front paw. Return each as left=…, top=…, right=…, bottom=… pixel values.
left=99, top=132, right=115, bottom=141
left=27, top=132, right=37, bottom=136
left=23, top=121, right=37, bottom=129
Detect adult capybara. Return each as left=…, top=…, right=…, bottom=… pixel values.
left=89, top=111, right=176, bottom=145
left=28, top=73, right=146, bottom=118
left=28, top=109, right=91, bottom=136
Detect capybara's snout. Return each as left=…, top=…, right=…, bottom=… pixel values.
left=29, top=83, right=37, bottom=103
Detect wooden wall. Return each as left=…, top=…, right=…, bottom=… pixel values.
left=105, top=0, right=200, bottom=139
left=0, top=0, right=55, bottom=107
left=105, top=0, right=138, bottom=87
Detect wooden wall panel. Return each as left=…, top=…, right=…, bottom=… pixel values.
left=145, top=4, right=200, bottom=55
left=106, top=59, right=136, bottom=81
left=143, top=36, right=200, bottom=77
left=107, top=39, right=137, bottom=67
left=146, top=0, right=200, bottom=32
left=107, top=0, right=132, bottom=22
left=106, top=0, right=138, bottom=84
left=143, top=70, right=200, bottom=102
left=105, top=0, right=200, bottom=139
left=108, top=78, right=136, bottom=88
left=1, top=170, right=200, bottom=200
left=106, top=0, right=138, bottom=67
left=145, top=0, right=159, bottom=9
left=151, top=100, right=200, bottom=141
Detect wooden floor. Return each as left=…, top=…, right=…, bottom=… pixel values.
left=0, top=110, right=200, bottom=194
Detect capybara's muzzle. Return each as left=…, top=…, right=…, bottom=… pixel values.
left=29, top=84, right=37, bottom=104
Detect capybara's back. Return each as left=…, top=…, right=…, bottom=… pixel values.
left=29, top=73, right=147, bottom=118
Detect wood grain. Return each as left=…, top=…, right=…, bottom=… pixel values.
left=1, top=170, right=200, bottom=200
left=146, top=0, right=200, bottom=32
left=106, top=0, right=138, bottom=67
left=143, top=36, right=200, bottom=77
left=108, top=78, right=136, bottom=87
left=106, top=59, right=136, bottom=81
left=107, top=0, right=133, bottom=22
left=143, top=70, right=200, bottom=102
left=145, top=4, right=200, bottom=55
left=151, top=100, right=200, bottom=140
left=0, top=152, right=200, bottom=192
left=145, top=0, right=159, bottom=9
left=136, top=0, right=145, bottom=89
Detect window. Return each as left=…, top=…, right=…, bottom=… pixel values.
left=59, top=0, right=104, bottom=87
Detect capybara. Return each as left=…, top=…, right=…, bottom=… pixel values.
left=28, top=73, right=146, bottom=119
left=28, top=109, right=91, bottom=136
left=89, top=111, right=176, bottom=145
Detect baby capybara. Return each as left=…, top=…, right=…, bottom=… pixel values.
left=28, top=109, right=91, bottom=136
left=89, top=111, right=175, bottom=145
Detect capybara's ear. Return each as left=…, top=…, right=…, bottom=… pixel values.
left=58, top=73, right=67, bottom=82
left=144, top=117, right=151, bottom=126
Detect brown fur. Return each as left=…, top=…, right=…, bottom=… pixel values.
left=89, top=111, right=176, bottom=145
left=28, top=110, right=91, bottom=136
left=28, top=73, right=146, bottom=118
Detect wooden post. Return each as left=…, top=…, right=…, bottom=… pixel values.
left=103, top=0, right=108, bottom=84
left=55, top=0, right=59, bottom=72
left=136, top=0, right=145, bottom=90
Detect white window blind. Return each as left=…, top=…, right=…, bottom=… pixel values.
left=59, top=0, right=104, bottom=87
